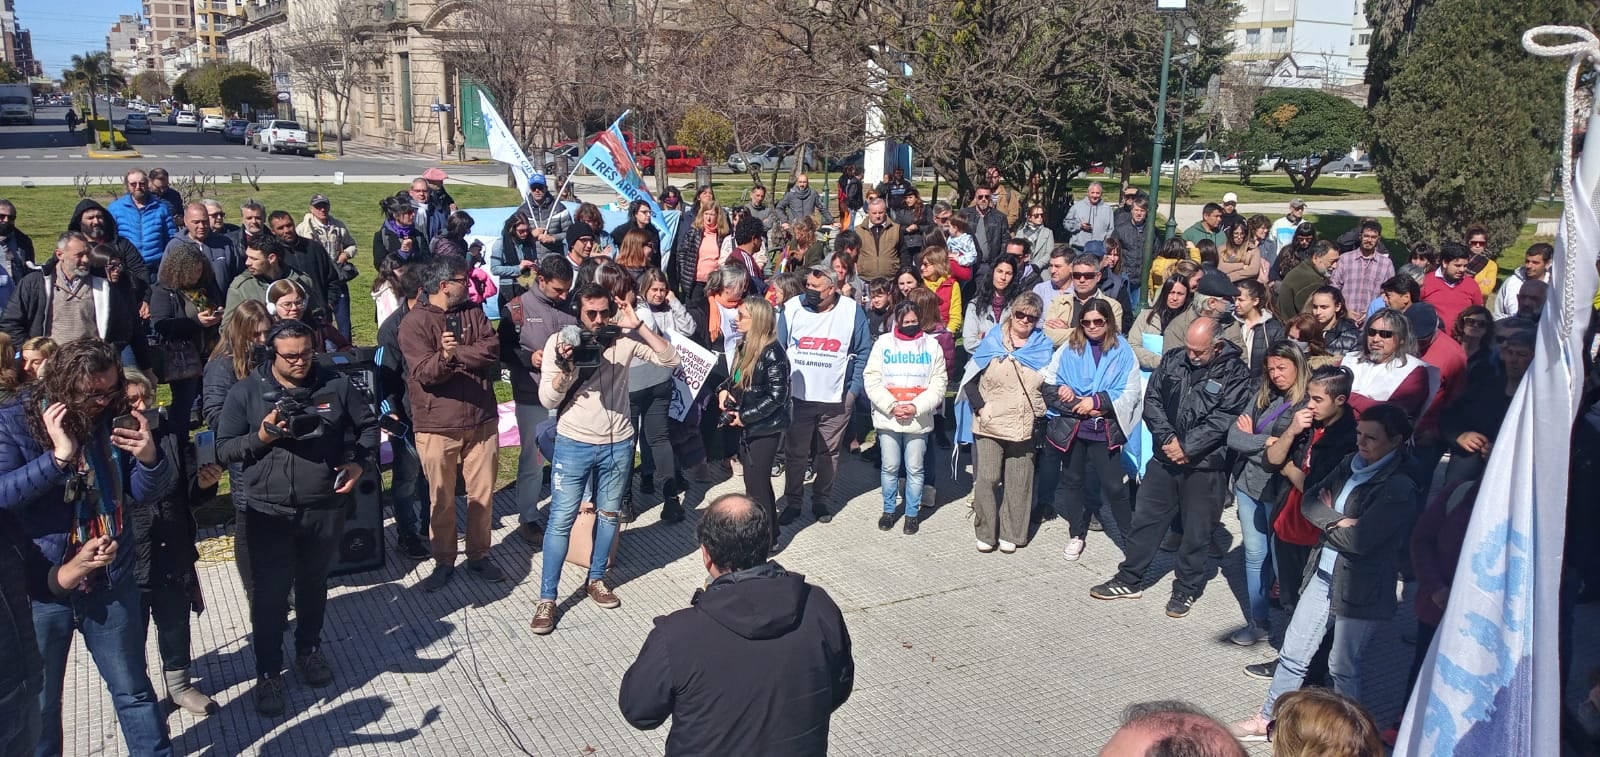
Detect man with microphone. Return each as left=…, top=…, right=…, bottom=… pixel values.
left=532, top=283, right=678, bottom=635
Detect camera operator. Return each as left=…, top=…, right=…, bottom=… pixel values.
left=215, top=319, right=377, bottom=717
left=0, top=338, right=176, bottom=755
left=399, top=254, right=502, bottom=591
left=532, top=283, right=679, bottom=635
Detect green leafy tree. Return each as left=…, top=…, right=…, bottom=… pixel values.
left=1367, top=0, right=1588, bottom=249
left=130, top=71, right=171, bottom=103
left=174, top=62, right=273, bottom=113
left=0, top=61, right=24, bottom=84
left=674, top=106, right=733, bottom=163
left=63, top=51, right=124, bottom=120
left=1238, top=88, right=1363, bottom=192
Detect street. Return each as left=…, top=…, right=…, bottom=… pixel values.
left=0, top=105, right=499, bottom=181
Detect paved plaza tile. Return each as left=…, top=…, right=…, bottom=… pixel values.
left=60, top=453, right=1600, bottom=755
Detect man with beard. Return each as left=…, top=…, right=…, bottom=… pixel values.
left=147, top=168, right=185, bottom=221
left=1, top=232, right=144, bottom=359
left=525, top=175, right=570, bottom=260
left=223, top=236, right=320, bottom=326
left=776, top=174, right=835, bottom=236
left=1275, top=241, right=1340, bottom=321
left=215, top=319, right=375, bottom=716
left=107, top=169, right=178, bottom=271
left=169, top=202, right=241, bottom=306
left=499, top=254, right=577, bottom=543
left=401, top=255, right=503, bottom=591
left=0, top=199, right=32, bottom=312
left=0, top=337, right=177, bottom=755
left=267, top=211, right=342, bottom=330
left=294, top=196, right=359, bottom=339
left=1091, top=317, right=1251, bottom=618
left=68, top=199, right=151, bottom=305
left=227, top=201, right=268, bottom=251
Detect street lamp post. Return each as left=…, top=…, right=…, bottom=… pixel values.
left=1141, top=18, right=1175, bottom=300
left=1164, top=55, right=1195, bottom=242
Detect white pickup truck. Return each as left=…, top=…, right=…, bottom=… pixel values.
left=255, top=119, right=309, bottom=155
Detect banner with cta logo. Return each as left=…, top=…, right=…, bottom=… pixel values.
left=785, top=296, right=860, bottom=403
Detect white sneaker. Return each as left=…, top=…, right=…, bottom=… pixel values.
left=1063, top=537, right=1086, bottom=561
left=976, top=539, right=996, bottom=553
left=998, top=540, right=1018, bottom=554
left=1230, top=622, right=1270, bottom=646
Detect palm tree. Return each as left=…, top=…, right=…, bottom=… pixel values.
left=64, top=51, right=125, bottom=122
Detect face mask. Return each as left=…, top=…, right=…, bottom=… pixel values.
left=802, top=290, right=824, bottom=311
left=1289, top=338, right=1308, bottom=350
left=897, top=324, right=923, bottom=338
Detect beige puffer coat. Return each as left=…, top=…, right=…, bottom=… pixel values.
left=973, top=355, right=1045, bottom=442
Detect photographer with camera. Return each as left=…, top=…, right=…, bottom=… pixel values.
left=533, top=283, right=679, bottom=635
left=215, top=319, right=377, bottom=717
left=399, top=255, right=502, bottom=592
left=0, top=337, right=176, bottom=756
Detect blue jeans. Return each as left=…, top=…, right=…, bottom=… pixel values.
left=33, top=571, right=172, bottom=757
left=1235, top=488, right=1274, bottom=624
left=878, top=430, right=928, bottom=518
left=390, top=431, right=430, bottom=544
left=538, top=436, right=630, bottom=600
left=1260, top=568, right=1385, bottom=718
left=329, top=288, right=353, bottom=339
left=515, top=402, right=549, bottom=526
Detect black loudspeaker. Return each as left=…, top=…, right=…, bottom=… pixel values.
left=320, top=349, right=386, bottom=577
left=329, top=465, right=385, bottom=577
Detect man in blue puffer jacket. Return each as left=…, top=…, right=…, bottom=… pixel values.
left=0, top=338, right=176, bottom=756
left=107, top=168, right=179, bottom=273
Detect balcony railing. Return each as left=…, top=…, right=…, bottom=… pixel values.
left=244, top=0, right=286, bottom=23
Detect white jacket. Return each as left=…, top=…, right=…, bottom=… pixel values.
left=863, top=331, right=947, bottom=434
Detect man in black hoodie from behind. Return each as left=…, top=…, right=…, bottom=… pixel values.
left=68, top=198, right=151, bottom=305
left=620, top=493, right=854, bottom=756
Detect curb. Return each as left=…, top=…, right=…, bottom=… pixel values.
left=88, top=150, right=143, bottom=159
left=442, top=159, right=493, bottom=166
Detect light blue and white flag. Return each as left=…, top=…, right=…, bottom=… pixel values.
left=477, top=90, right=537, bottom=206
left=577, top=111, right=677, bottom=258
left=1395, top=26, right=1600, bottom=755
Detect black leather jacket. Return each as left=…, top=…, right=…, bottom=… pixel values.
left=1144, top=340, right=1254, bottom=470
left=1324, top=318, right=1361, bottom=355
left=720, top=343, right=790, bottom=438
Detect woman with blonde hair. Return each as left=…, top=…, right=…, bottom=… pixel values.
left=716, top=296, right=790, bottom=546
left=1219, top=222, right=1262, bottom=283
left=675, top=197, right=730, bottom=301
left=919, top=246, right=963, bottom=334
left=781, top=216, right=826, bottom=273
left=1267, top=688, right=1383, bottom=757
left=19, top=336, right=56, bottom=382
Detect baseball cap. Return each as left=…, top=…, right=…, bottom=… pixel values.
left=1197, top=269, right=1239, bottom=298
left=422, top=167, right=449, bottom=182
left=1403, top=302, right=1440, bottom=341
left=1083, top=240, right=1106, bottom=257
left=1289, top=198, right=1307, bottom=209
left=309, top=193, right=330, bottom=206
left=528, top=173, right=549, bottom=188
left=1221, top=192, right=1239, bottom=204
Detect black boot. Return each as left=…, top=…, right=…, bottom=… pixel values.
left=660, top=480, right=684, bottom=523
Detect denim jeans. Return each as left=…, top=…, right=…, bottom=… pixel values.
left=167, top=377, right=200, bottom=431
left=515, top=402, right=550, bottom=526
left=328, top=288, right=353, bottom=340
left=538, top=436, right=630, bottom=600
left=33, top=571, right=172, bottom=757
left=878, top=430, right=928, bottom=518
left=389, top=431, right=430, bottom=544
left=1259, top=568, right=1385, bottom=718
left=1235, top=488, right=1274, bottom=624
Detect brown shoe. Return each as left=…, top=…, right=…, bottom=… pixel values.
left=586, top=579, right=621, bottom=609
left=529, top=600, right=557, bottom=635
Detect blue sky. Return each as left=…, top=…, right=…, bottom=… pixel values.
left=16, top=0, right=139, bottom=78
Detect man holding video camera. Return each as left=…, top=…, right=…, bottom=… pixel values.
left=399, top=254, right=502, bottom=592
left=215, top=319, right=377, bottom=717
left=533, top=283, right=678, bottom=635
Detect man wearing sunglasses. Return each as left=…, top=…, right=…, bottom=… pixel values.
left=1340, top=308, right=1436, bottom=422
left=216, top=319, right=376, bottom=716
left=960, top=185, right=1009, bottom=281
left=107, top=169, right=179, bottom=271
left=1, top=232, right=144, bottom=362
left=1042, top=252, right=1124, bottom=346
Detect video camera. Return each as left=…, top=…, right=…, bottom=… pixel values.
left=259, top=382, right=334, bottom=441
left=559, top=324, right=623, bottom=368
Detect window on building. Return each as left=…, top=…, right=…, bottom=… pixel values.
left=1271, top=27, right=1287, bottom=45
left=1245, top=28, right=1261, bottom=49
left=1358, top=33, right=1371, bottom=45
left=398, top=53, right=413, bottom=131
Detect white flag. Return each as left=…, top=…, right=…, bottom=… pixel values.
left=477, top=91, right=537, bottom=204
left=1393, top=150, right=1598, bottom=757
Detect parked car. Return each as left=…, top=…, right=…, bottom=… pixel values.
left=728, top=143, right=816, bottom=173
left=244, top=122, right=267, bottom=145
left=200, top=113, right=227, bottom=133
left=637, top=145, right=705, bottom=174
left=223, top=119, right=249, bottom=142
left=174, top=110, right=197, bottom=127
left=1159, top=149, right=1222, bottom=174
left=1218, top=153, right=1283, bottom=174
left=1325, top=155, right=1373, bottom=174
left=827, top=149, right=865, bottom=173
left=542, top=141, right=579, bottom=173
left=123, top=112, right=151, bottom=134
left=256, top=119, right=310, bottom=155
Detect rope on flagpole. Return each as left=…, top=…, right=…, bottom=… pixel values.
left=1523, top=26, right=1600, bottom=333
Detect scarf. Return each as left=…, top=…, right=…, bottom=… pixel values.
left=990, top=293, right=1007, bottom=323
left=952, top=325, right=1055, bottom=446
left=1053, top=335, right=1134, bottom=400
left=1316, top=447, right=1399, bottom=573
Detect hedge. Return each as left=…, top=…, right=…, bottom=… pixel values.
left=85, top=118, right=130, bottom=151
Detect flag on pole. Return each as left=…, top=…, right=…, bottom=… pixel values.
left=577, top=111, right=678, bottom=261
left=477, top=90, right=538, bottom=205
left=1393, top=32, right=1600, bottom=750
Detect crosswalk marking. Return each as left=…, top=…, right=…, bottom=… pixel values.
left=15, top=155, right=27, bottom=159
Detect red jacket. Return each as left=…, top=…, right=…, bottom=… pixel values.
left=1417, top=331, right=1468, bottom=437
left=1411, top=480, right=1478, bottom=626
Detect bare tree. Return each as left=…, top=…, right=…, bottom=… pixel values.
left=434, top=0, right=573, bottom=151
left=277, top=0, right=385, bottom=157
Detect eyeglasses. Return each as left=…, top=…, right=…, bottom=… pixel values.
left=1464, top=319, right=1489, bottom=328
left=1080, top=317, right=1106, bottom=327
left=1366, top=328, right=1395, bottom=338
left=447, top=277, right=470, bottom=286
left=126, top=180, right=147, bottom=187
left=975, top=193, right=991, bottom=199
left=83, top=386, right=123, bottom=404
left=1012, top=312, right=1039, bottom=323
left=582, top=309, right=609, bottom=319
left=207, top=212, right=225, bottom=219
left=277, top=299, right=305, bottom=310
left=1468, top=240, right=1488, bottom=247
left=1070, top=272, right=1098, bottom=280
left=0, top=213, right=13, bottom=220
left=277, top=350, right=315, bottom=363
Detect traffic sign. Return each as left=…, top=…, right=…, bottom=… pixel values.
left=430, top=103, right=454, bottom=113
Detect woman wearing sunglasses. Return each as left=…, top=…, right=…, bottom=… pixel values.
left=1038, top=298, right=1140, bottom=561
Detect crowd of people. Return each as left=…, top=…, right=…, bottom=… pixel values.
left=0, top=159, right=1596, bottom=757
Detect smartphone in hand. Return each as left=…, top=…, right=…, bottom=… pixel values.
left=112, top=413, right=140, bottom=432
left=445, top=314, right=463, bottom=341
left=195, top=430, right=216, bottom=467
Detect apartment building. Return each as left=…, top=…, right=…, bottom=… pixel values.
left=1229, top=0, right=1369, bottom=87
